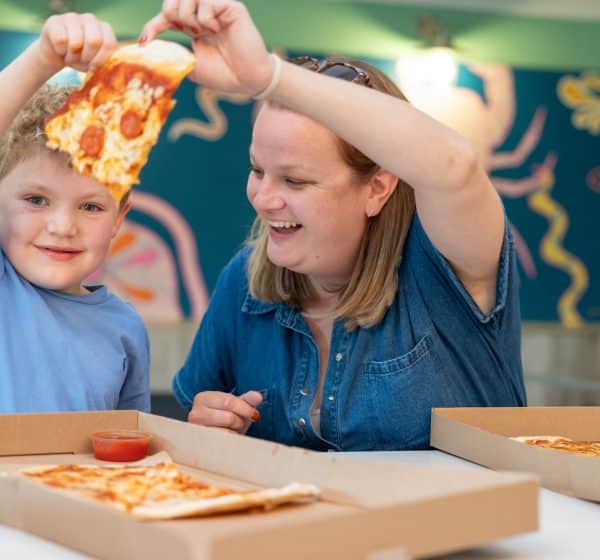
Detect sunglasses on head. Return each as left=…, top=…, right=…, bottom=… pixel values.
left=289, top=56, right=372, bottom=87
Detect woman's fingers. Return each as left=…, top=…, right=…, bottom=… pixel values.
left=240, top=390, right=263, bottom=408
left=196, top=1, right=223, bottom=34
left=189, top=407, right=246, bottom=431
left=139, top=12, right=173, bottom=43
left=188, top=391, right=261, bottom=433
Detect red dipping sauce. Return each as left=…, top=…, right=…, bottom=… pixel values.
left=91, top=430, right=151, bottom=462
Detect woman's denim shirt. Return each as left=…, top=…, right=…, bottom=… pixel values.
left=173, top=214, right=526, bottom=451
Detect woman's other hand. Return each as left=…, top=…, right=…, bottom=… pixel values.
left=188, top=389, right=263, bottom=434
left=139, top=0, right=274, bottom=96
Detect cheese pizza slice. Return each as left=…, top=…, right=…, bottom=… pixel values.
left=45, top=40, right=195, bottom=202
left=511, top=435, right=600, bottom=456
left=21, top=462, right=321, bottom=520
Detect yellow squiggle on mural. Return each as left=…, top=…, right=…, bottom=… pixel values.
left=168, top=88, right=250, bottom=142
left=528, top=179, right=589, bottom=327
left=558, top=73, right=600, bottom=135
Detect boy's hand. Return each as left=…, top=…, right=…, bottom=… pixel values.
left=36, top=12, right=117, bottom=73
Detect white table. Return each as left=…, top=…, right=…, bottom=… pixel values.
left=2, top=450, right=599, bottom=559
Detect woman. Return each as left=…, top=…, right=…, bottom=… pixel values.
left=141, top=0, right=526, bottom=451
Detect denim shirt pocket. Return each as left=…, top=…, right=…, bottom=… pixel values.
left=363, top=334, right=435, bottom=450
left=246, top=387, right=275, bottom=441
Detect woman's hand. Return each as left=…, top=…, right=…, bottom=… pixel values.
left=139, top=0, right=274, bottom=96
left=35, top=12, right=117, bottom=73
left=188, top=390, right=263, bottom=434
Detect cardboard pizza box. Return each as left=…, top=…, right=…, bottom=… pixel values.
left=0, top=411, right=537, bottom=559
left=431, top=406, right=600, bottom=501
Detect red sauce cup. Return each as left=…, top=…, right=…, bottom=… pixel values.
left=91, top=430, right=151, bottom=462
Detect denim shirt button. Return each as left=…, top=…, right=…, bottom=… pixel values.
left=327, top=395, right=334, bottom=402
left=335, top=353, right=343, bottom=362
left=299, top=388, right=309, bottom=396
left=297, top=417, right=307, bottom=428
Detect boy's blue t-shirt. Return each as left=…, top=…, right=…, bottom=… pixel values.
left=173, top=213, right=526, bottom=451
left=0, top=250, right=150, bottom=414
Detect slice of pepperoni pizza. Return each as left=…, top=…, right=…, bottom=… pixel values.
left=45, top=40, right=195, bottom=202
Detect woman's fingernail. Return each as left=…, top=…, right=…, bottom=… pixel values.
left=138, top=32, right=147, bottom=44
left=252, top=410, right=261, bottom=422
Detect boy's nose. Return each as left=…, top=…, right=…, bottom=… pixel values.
left=46, top=210, right=77, bottom=237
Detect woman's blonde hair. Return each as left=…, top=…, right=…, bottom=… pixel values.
left=247, top=57, right=416, bottom=329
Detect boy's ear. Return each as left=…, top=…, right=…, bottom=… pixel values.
left=112, top=199, right=131, bottom=238
left=365, top=168, right=398, bottom=218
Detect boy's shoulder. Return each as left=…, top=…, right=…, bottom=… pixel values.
left=97, top=289, right=147, bottom=330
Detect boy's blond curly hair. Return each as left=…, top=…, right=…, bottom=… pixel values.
left=0, top=84, right=75, bottom=181
left=0, top=84, right=130, bottom=209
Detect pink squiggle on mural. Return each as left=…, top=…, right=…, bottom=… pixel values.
left=510, top=226, right=537, bottom=278
left=123, top=248, right=159, bottom=267
left=130, top=191, right=209, bottom=321
left=586, top=167, right=600, bottom=193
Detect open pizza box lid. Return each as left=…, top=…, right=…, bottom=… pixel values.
left=431, top=406, right=600, bottom=501
left=0, top=411, right=537, bottom=559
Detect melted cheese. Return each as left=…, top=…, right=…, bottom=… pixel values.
left=45, top=77, right=174, bottom=202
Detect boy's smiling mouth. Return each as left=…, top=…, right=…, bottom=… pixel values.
left=35, top=245, right=83, bottom=261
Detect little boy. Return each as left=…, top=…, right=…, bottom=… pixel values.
left=0, top=13, right=150, bottom=413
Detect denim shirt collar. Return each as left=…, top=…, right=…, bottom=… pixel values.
left=241, top=292, right=311, bottom=336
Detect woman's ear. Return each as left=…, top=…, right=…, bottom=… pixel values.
left=365, top=168, right=398, bottom=218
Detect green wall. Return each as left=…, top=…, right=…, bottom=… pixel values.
left=0, top=0, right=598, bottom=71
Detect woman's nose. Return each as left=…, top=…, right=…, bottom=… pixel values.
left=252, top=177, right=285, bottom=212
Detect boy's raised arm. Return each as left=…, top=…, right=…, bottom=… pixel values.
left=0, top=13, right=117, bottom=136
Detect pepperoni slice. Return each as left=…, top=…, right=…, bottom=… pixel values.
left=120, top=110, right=144, bottom=139
left=80, top=125, right=104, bottom=157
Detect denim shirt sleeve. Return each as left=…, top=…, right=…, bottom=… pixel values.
left=172, top=250, right=248, bottom=410
left=411, top=211, right=516, bottom=327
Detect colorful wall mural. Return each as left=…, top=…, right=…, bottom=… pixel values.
left=1, top=30, right=598, bottom=325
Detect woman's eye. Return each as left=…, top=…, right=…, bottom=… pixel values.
left=285, top=177, right=307, bottom=187
left=249, top=165, right=264, bottom=177
left=81, top=203, right=103, bottom=212
left=25, top=196, right=47, bottom=207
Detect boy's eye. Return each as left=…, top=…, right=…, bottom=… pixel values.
left=81, top=202, right=104, bottom=212
left=25, top=195, right=47, bottom=207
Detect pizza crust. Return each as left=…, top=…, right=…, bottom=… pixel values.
left=511, top=435, right=600, bottom=457
left=132, top=482, right=321, bottom=520
left=109, top=40, right=196, bottom=82
left=510, top=435, right=572, bottom=444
